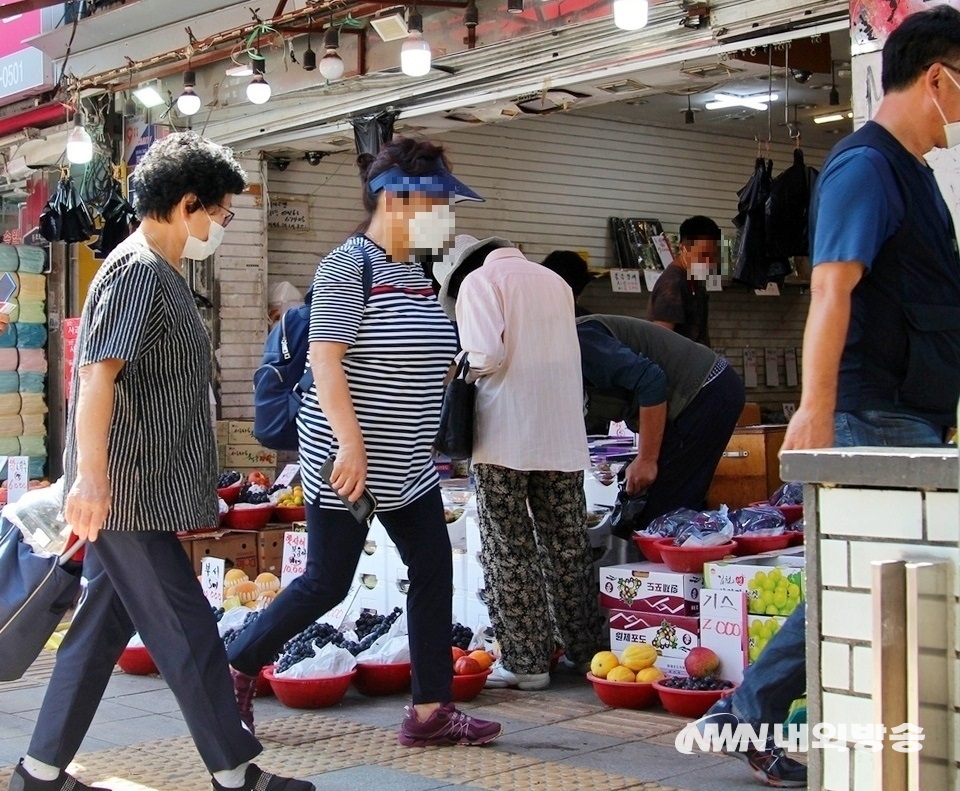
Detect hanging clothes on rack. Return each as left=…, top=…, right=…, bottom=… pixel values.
left=732, top=157, right=778, bottom=289
left=92, top=180, right=138, bottom=258
left=766, top=147, right=820, bottom=260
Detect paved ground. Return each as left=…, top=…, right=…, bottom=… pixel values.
left=0, top=651, right=782, bottom=791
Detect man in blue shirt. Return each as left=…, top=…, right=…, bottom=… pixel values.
left=697, top=7, right=960, bottom=788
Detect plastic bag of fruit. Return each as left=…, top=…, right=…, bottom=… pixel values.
left=769, top=481, right=803, bottom=507
left=672, top=506, right=735, bottom=547
left=275, top=640, right=357, bottom=679
left=730, top=505, right=786, bottom=536
left=355, top=611, right=410, bottom=663
left=637, top=507, right=700, bottom=538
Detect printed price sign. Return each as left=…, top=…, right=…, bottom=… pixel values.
left=652, top=235, right=674, bottom=267
left=610, top=269, right=643, bottom=293
left=201, top=557, right=225, bottom=607
left=281, top=530, right=309, bottom=588
left=6, top=455, right=28, bottom=504
left=274, top=463, right=300, bottom=488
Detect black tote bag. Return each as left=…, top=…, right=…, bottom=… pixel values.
left=434, top=356, right=476, bottom=460
left=0, top=523, right=85, bottom=681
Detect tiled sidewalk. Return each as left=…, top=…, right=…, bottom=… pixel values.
left=0, top=653, right=769, bottom=791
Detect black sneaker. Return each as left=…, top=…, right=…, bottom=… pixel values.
left=211, top=763, right=315, bottom=791
left=9, top=761, right=96, bottom=791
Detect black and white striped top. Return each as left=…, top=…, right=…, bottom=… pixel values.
left=63, top=234, right=219, bottom=532
left=298, top=236, right=458, bottom=510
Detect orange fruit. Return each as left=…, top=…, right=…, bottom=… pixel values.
left=468, top=650, right=493, bottom=670
left=452, top=647, right=467, bottom=661
left=590, top=651, right=620, bottom=679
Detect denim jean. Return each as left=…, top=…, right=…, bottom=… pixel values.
left=732, top=408, right=946, bottom=729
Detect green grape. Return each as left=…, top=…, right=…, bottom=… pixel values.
left=773, top=590, right=788, bottom=608
left=747, top=578, right=758, bottom=591
left=765, top=605, right=779, bottom=615
left=762, top=578, right=776, bottom=592
left=753, top=571, right=768, bottom=586
left=750, top=620, right=763, bottom=635
left=785, top=596, right=800, bottom=613
left=769, top=568, right=782, bottom=581
left=787, top=583, right=800, bottom=598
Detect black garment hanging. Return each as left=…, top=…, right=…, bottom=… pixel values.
left=732, top=157, right=777, bottom=289
left=39, top=176, right=95, bottom=244
left=766, top=147, right=819, bottom=260
left=92, top=180, right=138, bottom=258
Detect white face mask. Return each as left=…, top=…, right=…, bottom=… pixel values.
left=408, top=204, right=455, bottom=259
left=182, top=210, right=226, bottom=260
left=934, top=68, right=960, bottom=148
left=690, top=262, right=711, bottom=281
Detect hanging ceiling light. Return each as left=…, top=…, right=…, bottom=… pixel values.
left=829, top=61, right=840, bottom=106
left=613, top=0, right=648, bottom=31
left=122, top=91, right=137, bottom=117
left=176, top=69, right=202, bottom=116
left=247, top=55, right=271, bottom=104
left=133, top=80, right=166, bottom=108
left=705, top=92, right=778, bottom=111
left=401, top=9, right=431, bottom=77
left=685, top=94, right=695, bottom=124
left=302, top=34, right=317, bottom=71
left=319, top=26, right=345, bottom=80
left=66, top=113, right=93, bottom=165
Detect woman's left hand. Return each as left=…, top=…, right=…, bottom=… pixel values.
left=330, top=443, right=368, bottom=503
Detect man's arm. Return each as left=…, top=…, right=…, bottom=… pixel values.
left=626, top=402, right=667, bottom=494
left=66, top=358, right=125, bottom=541
left=782, top=262, right=865, bottom=450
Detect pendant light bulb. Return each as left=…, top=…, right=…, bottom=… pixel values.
left=401, top=12, right=431, bottom=77
left=176, top=69, right=201, bottom=116
left=246, top=58, right=271, bottom=104
left=302, top=42, right=317, bottom=71
left=66, top=113, right=93, bottom=165
left=613, top=0, right=648, bottom=30
left=319, top=51, right=345, bottom=80
left=122, top=92, right=137, bottom=117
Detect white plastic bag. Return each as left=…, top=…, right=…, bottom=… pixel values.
left=4, top=479, right=68, bottom=556
left=276, top=641, right=356, bottom=678
left=217, top=606, right=252, bottom=638
left=355, top=611, right=410, bottom=663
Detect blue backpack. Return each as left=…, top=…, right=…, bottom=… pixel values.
left=253, top=244, right=373, bottom=451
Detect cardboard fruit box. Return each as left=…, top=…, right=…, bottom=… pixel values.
left=599, top=562, right=702, bottom=616
left=607, top=610, right=700, bottom=677
left=703, top=550, right=805, bottom=618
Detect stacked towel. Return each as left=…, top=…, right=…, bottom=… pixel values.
left=0, top=393, right=22, bottom=416
left=16, top=323, right=47, bottom=348
left=0, top=438, right=19, bottom=456
left=18, top=435, right=45, bottom=457
left=16, top=349, right=44, bottom=372
left=0, top=324, right=17, bottom=348
left=17, top=372, right=44, bottom=393
left=16, top=302, right=45, bottom=326
left=20, top=394, right=46, bottom=417
left=15, top=246, right=46, bottom=274
left=0, top=372, right=19, bottom=394
left=16, top=274, right=45, bottom=301
left=0, top=415, right=23, bottom=438
left=21, top=414, right=44, bottom=435
left=0, top=245, right=18, bottom=272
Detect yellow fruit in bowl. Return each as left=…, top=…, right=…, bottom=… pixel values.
left=607, top=665, right=636, bottom=683
left=590, top=651, right=620, bottom=679
left=635, top=667, right=665, bottom=683
left=621, top=644, right=658, bottom=671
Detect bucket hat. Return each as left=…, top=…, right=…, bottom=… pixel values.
left=434, top=234, right=513, bottom=320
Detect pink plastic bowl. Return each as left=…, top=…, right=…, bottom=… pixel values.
left=118, top=646, right=159, bottom=676
left=655, top=537, right=738, bottom=573
left=732, top=532, right=793, bottom=556
left=264, top=667, right=356, bottom=709
left=654, top=679, right=738, bottom=718
left=587, top=672, right=659, bottom=709
left=632, top=532, right=666, bottom=563
left=451, top=669, right=492, bottom=702
left=353, top=662, right=412, bottom=696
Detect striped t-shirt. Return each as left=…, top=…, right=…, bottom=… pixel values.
left=63, top=235, right=219, bottom=532
left=297, top=236, right=458, bottom=510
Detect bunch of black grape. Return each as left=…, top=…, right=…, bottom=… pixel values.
left=214, top=607, right=225, bottom=622
left=222, top=611, right=261, bottom=648
left=274, top=622, right=341, bottom=674
left=238, top=482, right=270, bottom=505
left=218, top=471, right=241, bottom=488
left=660, top=677, right=734, bottom=691
left=268, top=482, right=288, bottom=495
left=338, top=607, right=404, bottom=656
left=452, top=622, right=473, bottom=651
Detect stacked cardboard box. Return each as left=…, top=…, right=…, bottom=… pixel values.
left=599, top=562, right=703, bottom=677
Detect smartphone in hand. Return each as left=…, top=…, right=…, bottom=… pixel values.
left=318, top=456, right=377, bottom=524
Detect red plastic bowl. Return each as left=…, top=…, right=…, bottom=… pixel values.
left=587, top=672, right=659, bottom=709
left=788, top=530, right=805, bottom=547
left=223, top=505, right=274, bottom=531
left=256, top=665, right=274, bottom=697
left=732, top=532, right=793, bottom=556
left=273, top=505, right=306, bottom=523
left=218, top=482, right=243, bottom=505
left=654, top=679, right=737, bottom=718
left=451, top=669, right=492, bottom=702
left=655, top=538, right=738, bottom=574
left=353, top=661, right=412, bottom=696
left=118, top=645, right=159, bottom=676
left=632, top=532, right=666, bottom=563
left=264, top=666, right=356, bottom=709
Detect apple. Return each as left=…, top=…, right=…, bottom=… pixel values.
left=684, top=646, right=721, bottom=679
left=452, top=647, right=467, bottom=661
left=454, top=656, right=483, bottom=676
left=247, top=471, right=271, bottom=487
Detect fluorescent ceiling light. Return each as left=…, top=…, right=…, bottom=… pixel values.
left=814, top=111, right=853, bottom=124
left=133, top=81, right=165, bottom=108
left=226, top=64, right=254, bottom=77
left=705, top=92, right=778, bottom=111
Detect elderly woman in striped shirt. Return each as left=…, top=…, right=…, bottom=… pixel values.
left=12, top=132, right=313, bottom=791
left=227, top=137, right=502, bottom=749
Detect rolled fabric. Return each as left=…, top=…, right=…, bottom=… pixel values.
left=0, top=372, right=19, bottom=393
left=0, top=393, right=21, bottom=416
left=18, top=435, right=45, bottom=457
left=0, top=437, right=19, bottom=456
left=21, top=414, right=44, bottom=435
left=15, top=322, right=47, bottom=349
left=0, top=323, right=17, bottom=349
left=15, top=246, right=45, bottom=274
left=16, top=302, right=45, bottom=327
left=0, top=415, right=23, bottom=438
left=0, top=348, right=18, bottom=371
left=19, top=394, right=47, bottom=416
left=16, top=348, right=44, bottom=372
left=0, top=245, right=18, bottom=272
left=17, top=372, right=44, bottom=392
left=16, top=274, right=45, bottom=301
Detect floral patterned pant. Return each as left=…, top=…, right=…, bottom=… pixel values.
left=474, top=464, right=605, bottom=674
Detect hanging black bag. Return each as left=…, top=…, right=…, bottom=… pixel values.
left=0, top=522, right=85, bottom=681
left=434, top=355, right=475, bottom=460
left=608, top=481, right=650, bottom=539
left=93, top=180, right=138, bottom=258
